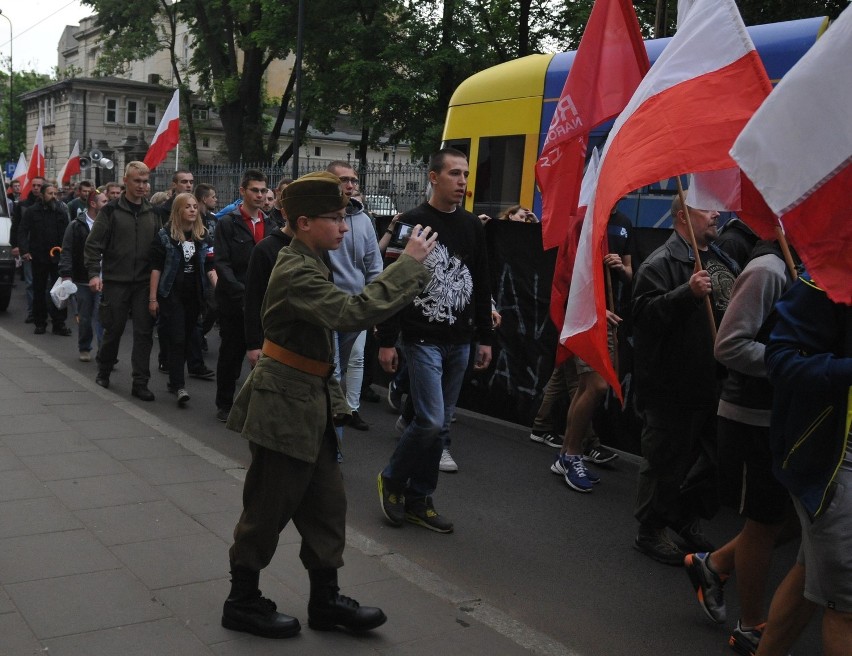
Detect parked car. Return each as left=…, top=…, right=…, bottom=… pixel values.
left=366, top=194, right=398, bottom=217
left=0, top=173, right=14, bottom=312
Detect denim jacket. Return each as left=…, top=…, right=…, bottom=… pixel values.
left=155, top=228, right=208, bottom=300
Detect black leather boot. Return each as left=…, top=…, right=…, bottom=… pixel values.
left=221, top=565, right=301, bottom=638
left=307, top=568, right=387, bottom=632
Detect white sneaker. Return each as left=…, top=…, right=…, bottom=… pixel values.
left=439, top=449, right=458, bottom=473
left=395, top=415, right=409, bottom=434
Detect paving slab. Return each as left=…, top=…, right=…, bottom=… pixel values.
left=123, top=453, right=235, bottom=486
left=0, top=497, right=83, bottom=539
left=75, top=499, right=208, bottom=546
left=47, top=472, right=164, bottom=510
left=0, top=529, right=121, bottom=584
left=0, top=468, right=53, bottom=502
left=93, top=434, right=192, bottom=460
left=1, top=430, right=97, bottom=457
left=20, top=450, right=129, bottom=481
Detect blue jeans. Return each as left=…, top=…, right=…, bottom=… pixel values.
left=382, top=340, right=470, bottom=498
left=74, top=285, right=101, bottom=352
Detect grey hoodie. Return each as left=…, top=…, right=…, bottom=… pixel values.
left=327, top=197, right=383, bottom=294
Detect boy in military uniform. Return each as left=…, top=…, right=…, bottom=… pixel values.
left=221, top=171, right=437, bottom=638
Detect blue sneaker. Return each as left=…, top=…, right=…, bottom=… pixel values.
left=551, top=454, right=599, bottom=484
left=550, top=454, right=594, bottom=492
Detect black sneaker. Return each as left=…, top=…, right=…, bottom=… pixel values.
left=216, top=407, right=231, bottom=422
left=95, top=374, right=110, bottom=389
left=529, top=430, right=562, bottom=448
left=52, top=324, right=73, bottom=336
left=377, top=473, right=404, bottom=526
left=386, top=380, right=403, bottom=412
left=188, top=367, right=215, bottom=380
left=24, top=314, right=35, bottom=324
left=673, top=518, right=715, bottom=553
left=158, top=362, right=168, bottom=374
left=634, top=526, right=684, bottom=566
left=349, top=411, right=369, bottom=431
left=131, top=386, right=155, bottom=402
left=34, top=325, right=46, bottom=334
left=404, top=496, right=453, bottom=533
left=361, top=386, right=381, bottom=403
left=583, top=445, right=619, bottom=464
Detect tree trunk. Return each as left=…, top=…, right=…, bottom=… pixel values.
left=265, top=66, right=298, bottom=160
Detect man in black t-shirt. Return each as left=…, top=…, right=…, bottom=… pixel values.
left=376, top=148, right=493, bottom=533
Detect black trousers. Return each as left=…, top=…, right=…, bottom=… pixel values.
left=158, top=293, right=200, bottom=389
left=216, top=308, right=246, bottom=410
left=97, top=281, right=154, bottom=385
left=31, top=260, right=67, bottom=328
left=229, top=430, right=346, bottom=573
left=634, top=403, right=719, bottom=529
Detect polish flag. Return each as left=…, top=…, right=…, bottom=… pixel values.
left=20, top=122, right=45, bottom=198
left=143, top=89, right=181, bottom=171
left=731, top=4, right=852, bottom=304
left=535, top=0, right=648, bottom=250
left=57, top=141, right=82, bottom=186
left=561, top=0, right=772, bottom=399
left=12, top=153, right=28, bottom=184
left=551, top=148, right=600, bottom=366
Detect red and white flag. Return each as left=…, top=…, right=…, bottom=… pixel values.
left=57, top=141, right=82, bottom=186
left=12, top=153, right=28, bottom=184
left=143, top=89, right=181, bottom=171
left=20, top=121, right=45, bottom=198
left=561, top=0, right=772, bottom=399
left=550, top=148, right=601, bottom=366
left=731, top=4, right=852, bottom=304
left=535, top=0, right=648, bottom=251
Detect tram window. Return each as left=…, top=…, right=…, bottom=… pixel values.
left=473, top=135, right=524, bottom=217
left=442, top=139, right=471, bottom=159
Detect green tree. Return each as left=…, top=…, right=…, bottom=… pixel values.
left=0, top=67, right=52, bottom=164
left=80, top=0, right=201, bottom=166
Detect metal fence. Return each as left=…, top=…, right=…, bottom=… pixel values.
left=149, top=160, right=430, bottom=215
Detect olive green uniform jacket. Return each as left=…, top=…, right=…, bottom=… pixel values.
left=226, top=238, right=430, bottom=462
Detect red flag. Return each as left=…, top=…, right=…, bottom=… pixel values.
left=57, top=141, right=81, bottom=186
left=535, top=0, right=649, bottom=251
left=143, top=89, right=181, bottom=171
left=731, top=4, right=852, bottom=304
left=562, top=0, right=773, bottom=400
left=20, top=122, right=45, bottom=198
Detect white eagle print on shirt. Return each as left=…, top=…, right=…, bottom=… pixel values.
left=414, top=242, right=472, bottom=324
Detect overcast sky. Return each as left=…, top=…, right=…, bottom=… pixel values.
left=1, top=1, right=94, bottom=75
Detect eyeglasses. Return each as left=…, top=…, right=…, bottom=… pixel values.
left=338, top=176, right=359, bottom=185
left=313, top=214, right=347, bottom=224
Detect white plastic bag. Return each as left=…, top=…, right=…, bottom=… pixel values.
left=50, top=279, right=78, bottom=310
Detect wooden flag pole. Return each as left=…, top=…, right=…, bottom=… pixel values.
left=774, top=225, right=799, bottom=282
left=604, top=265, right=620, bottom=378
left=675, top=176, right=717, bottom=342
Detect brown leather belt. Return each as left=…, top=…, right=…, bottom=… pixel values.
left=261, top=339, right=334, bottom=378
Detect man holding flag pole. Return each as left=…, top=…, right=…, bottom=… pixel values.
left=556, top=0, right=773, bottom=562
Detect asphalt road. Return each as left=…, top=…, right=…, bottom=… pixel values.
left=0, top=280, right=821, bottom=655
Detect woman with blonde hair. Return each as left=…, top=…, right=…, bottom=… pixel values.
left=148, top=192, right=210, bottom=406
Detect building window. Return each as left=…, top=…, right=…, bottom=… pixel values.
left=383, top=152, right=389, bottom=162
left=105, top=97, right=118, bottom=124
left=201, top=137, right=210, bottom=148
left=146, top=102, right=158, bottom=127
left=192, top=108, right=208, bottom=120
left=126, top=100, right=138, bottom=125
left=314, top=146, right=322, bottom=157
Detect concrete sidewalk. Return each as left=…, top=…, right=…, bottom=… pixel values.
left=0, top=326, right=561, bottom=656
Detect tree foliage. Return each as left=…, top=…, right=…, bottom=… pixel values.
left=0, top=67, right=52, bottom=164
left=76, top=0, right=845, bottom=165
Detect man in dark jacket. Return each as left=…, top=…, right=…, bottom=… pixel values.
left=10, top=176, right=44, bottom=323
left=213, top=169, right=274, bottom=421
left=631, top=195, right=738, bottom=566
left=84, top=161, right=161, bottom=400
left=18, top=182, right=71, bottom=335
left=60, top=189, right=107, bottom=361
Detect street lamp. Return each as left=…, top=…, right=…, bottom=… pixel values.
left=0, top=9, right=12, bottom=165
